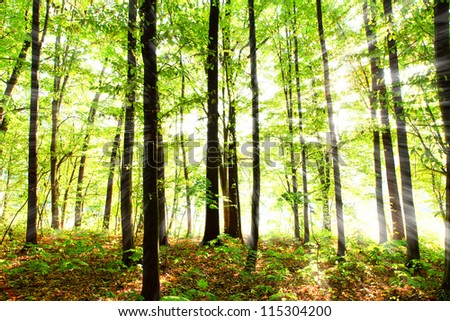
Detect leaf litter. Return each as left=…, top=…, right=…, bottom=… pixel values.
left=0, top=231, right=447, bottom=301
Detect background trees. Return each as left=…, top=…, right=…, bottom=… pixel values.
left=1, top=0, right=450, bottom=297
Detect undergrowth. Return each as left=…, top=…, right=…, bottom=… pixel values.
left=0, top=230, right=447, bottom=301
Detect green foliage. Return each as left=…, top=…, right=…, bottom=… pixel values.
left=0, top=230, right=446, bottom=300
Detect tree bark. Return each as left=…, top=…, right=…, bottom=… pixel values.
left=433, top=0, right=450, bottom=290
left=50, top=5, right=73, bottom=230
left=246, top=0, right=260, bottom=269
left=380, top=77, right=405, bottom=239
left=363, top=0, right=388, bottom=244
left=50, top=35, right=62, bottom=230
left=61, top=159, right=78, bottom=229
left=293, top=1, right=310, bottom=243
left=26, top=0, right=41, bottom=245
left=316, top=0, right=345, bottom=257
left=202, top=0, right=221, bottom=245
left=223, top=0, right=242, bottom=239
left=179, top=54, right=193, bottom=238
left=311, top=75, right=331, bottom=232
left=383, top=0, right=420, bottom=260
left=121, top=0, right=137, bottom=266
left=286, top=28, right=300, bottom=241
left=317, top=150, right=331, bottom=231
left=141, top=0, right=161, bottom=301
left=103, top=117, right=122, bottom=230
left=158, top=132, right=168, bottom=246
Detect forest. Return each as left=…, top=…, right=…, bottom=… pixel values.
left=1, top=0, right=450, bottom=301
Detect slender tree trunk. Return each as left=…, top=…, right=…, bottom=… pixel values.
left=220, top=101, right=230, bottom=234
left=379, top=73, right=404, bottom=239
left=276, top=28, right=299, bottom=240
left=26, top=0, right=41, bottom=244
left=179, top=55, right=193, bottom=238
left=317, top=150, right=331, bottom=231
left=1, top=148, right=13, bottom=220
left=433, top=0, right=450, bottom=290
left=316, top=0, right=345, bottom=257
left=121, top=0, right=137, bottom=266
left=220, top=10, right=230, bottom=236
left=363, top=0, right=388, bottom=244
left=372, top=112, right=388, bottom=244
left=73, top=69, right=104, bottom=228
left=1, top=10, right=32, bottom=136
left=141, top=0, right=160, bottom=301
left=246, top=0, right=260, bottom=269
left=383, top=0, right=419, bottom=261
left=287, top=35, right=300, bottom=241
left=50, top=40, right=62, bottom=231
left=202, top=0, right=221, bottom=246
left=1, top=39, right=31, bottom=133
left=50, top=6, right=72, bottom=230
left=2, top=38, right=31, bottom=100
left=223, top=0, right=242, bottom=239
left=292, top=2, right=309, bottom=243
left=158, top=132, right=168, bottom=246
left=61, top=159, right=77, bottom=229
left=104, top=117, right=122, bottom=230
left=311, top=75, right=331, bottom=232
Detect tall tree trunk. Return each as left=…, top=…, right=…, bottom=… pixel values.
left=179, top=54, right=193, bottom=238
left=246, top=0, right=260, bottom=269
left=26, top=0, right=41, bottom=244
left=433, top=0, right=450, bottom=290
left=311, top=74, right=331, bottom=232
left=377, top=57, right=404, bottom=239
left=219, top=6, right=230, bottom=237
left=202, top=0, right=221, bottom=245
left=383, top=0, right=419, bottom=261
left=50, top=36, right=62, bottom=230
left=141, top=0, right=160, bottom=301
left=73, top=68, right=104, bottom=228
left=363, top=24, right=407, bottom=241
left=316, top=0, right=345, bottom=257
left=293, top=1, right=310, bottom=243
left=50, top=5, right=72, bottom=230
left=223, top=0, right=242, bottom=239
left=363, top=0, right=388, bottom=244
left=103, top=117, right=122, bottom=230
left=286, top=30, right=300, bottom=241
left=121, top=0, right=137, bottom=266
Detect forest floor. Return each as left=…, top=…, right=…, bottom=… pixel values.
left=0, top=230, right=448, bottom=301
